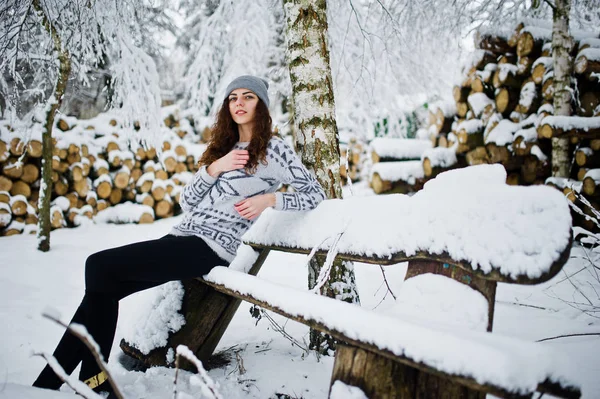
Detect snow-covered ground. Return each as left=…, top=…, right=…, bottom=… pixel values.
left=1, top=183, right=599, bottom=398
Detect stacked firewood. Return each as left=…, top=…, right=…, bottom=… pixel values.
left=368, top=135, right=432, bottom=194
left=424, top=21, right=600, bottom=233
left=0, top=107, right=207, bottom=236
left=340, top=138, right=365, bottom=183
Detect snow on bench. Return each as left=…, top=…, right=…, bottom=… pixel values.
left=202, top=266, right=581, bottom=399
left=244, top=164, right=571, bottom=284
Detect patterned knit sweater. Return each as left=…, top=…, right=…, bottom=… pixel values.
left=171, top=137, right=326, bottom=262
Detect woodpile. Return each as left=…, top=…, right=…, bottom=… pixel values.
left=419, top=22, right=600, bottom=233
left=340, top=138, right=364, bottom=183
left=368, top=137, right=431, bottom=194
left=0, top=107, right=208, bottom=236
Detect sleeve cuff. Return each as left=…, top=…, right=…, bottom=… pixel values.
left=198, top=165, right=218, bottom=185
left=274, top=192, right=284, bottom=211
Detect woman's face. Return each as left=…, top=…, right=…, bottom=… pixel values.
left=228, top=88, right=259, bottom=127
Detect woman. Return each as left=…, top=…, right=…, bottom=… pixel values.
left=33, top=75, right=326, bottom=396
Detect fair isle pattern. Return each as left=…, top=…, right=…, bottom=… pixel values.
left=171, top=137, right=326, bottom=262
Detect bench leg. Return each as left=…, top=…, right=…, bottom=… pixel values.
left=330, top=344, right=485, bottom=399
left=120, top=249, right=270, bottom=369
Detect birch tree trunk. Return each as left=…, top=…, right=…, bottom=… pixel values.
left=33, top=0, right=72, bottom=251
left=551, top=0, right=573, bottom=177
left=282, top=0, right=360, bottom=354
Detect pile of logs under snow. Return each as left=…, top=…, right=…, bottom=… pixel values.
left=424, top=21, right=600, bottom=231
left=0, top=107, right=207, bottom=236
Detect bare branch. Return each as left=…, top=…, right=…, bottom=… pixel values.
left=536, top=332, right=600, bottom=342
left=42, top=312, right=125, bottom=399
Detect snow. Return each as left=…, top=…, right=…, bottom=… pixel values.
left=1, top=207, right=599, bottom=398
left=370, top=138, right=432, bottom=160
left=580, top=38, right=600, bottom=49
left=371, top=161, right=424, bottom=184
left=457, top=119, right=483, bottom=134
left=382, top=274, right=488, bottom=331
left=532, top=56, right=553, bottom=69
left=519, top=81, right=537, bottom=108
left=204, top=266, right=581, bottom=396
left=94, top=202, right=154, bottom=224
left=542, top=116, right=600, bottom=130
left=584, top=169, right=600, bottom=182
left=123, top=282, right=186, bottom=356
left=578, top=48, right=600, bottom=62
left=531, top=145, right=548, bottom=162
left=421, top=147, right=457, bottom=168
left=245, top=165, right=572, bottom=281
left=329, top=381, right=367, bottom=399
left=515, top=127, right=538, bottom=143
left=467, top=93, right=494, bottom=117
left=498, top=63, right=517, bottom=81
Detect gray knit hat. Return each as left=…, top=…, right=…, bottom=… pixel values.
left=224, top=75, right=270, bottom=108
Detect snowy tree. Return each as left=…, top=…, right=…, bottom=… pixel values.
left=0, top=0, right=164, bottom=251
left=282, top=0, right=361, bottom=354
left=179, top=0, right=290, bottom=133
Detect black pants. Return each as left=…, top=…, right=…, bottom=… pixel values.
left=33, top=234, right=225, bottom=390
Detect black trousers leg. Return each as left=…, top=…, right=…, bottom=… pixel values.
left=33, top=234, right=226, bottom=389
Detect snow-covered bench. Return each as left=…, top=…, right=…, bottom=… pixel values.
left=124, top=165, right=580, bottom=398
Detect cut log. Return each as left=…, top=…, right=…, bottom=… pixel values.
left=0, top=139, right=8, bottom=162
left=578, top=91, right=600, bottom=117
left=541, top=74, right=554, bottom=101
left=453, top=85, right=470, bottom=103
left=9, top=137, right=25, bottom=156
left=97, top=199, right=109, bottom=212
left=575, top=49, right=600, bottom=75
left=477, top=34, right=511, bottom=54
left=583, top=176, right=597, bottom=196
left=532, top=57, right=553, bottom=84
left=0, top=191, right=10, bottom=203
left=514, top=79, right=540, bottom=115
left=497, top=54, right=517, bottom=65
left=0, top=203, right=11, bottom=228
left=521, top=155, right=549, bottom=184
left=507, top=23, right=524, bottom=47
left=3, top=159, right=23, bottom=179
left=493, top=64, right=521, bottom=89
left=516, top=56, right=533, bottom=76
left=114, top=167, right=131, bottom=189
left=577, top=168, right=589, bottom=181
left=155, top=198, right=173, bottom=218
left=51, top=207, right=64, bottom=229
left=94, top=176, right=113, bottom=200
left=54, top=177, right=69, bottom=196
left=465, top=146, right=490, bottom=166
left=10, top=195, right=28, bottom=216
left=151, top=180, right=166, bottom=201
left=495, top=87, right=519, bottom=116
left=516, top=30, right=543, bottom=57
left=27, top=140, right=43, bottom=158
left=10, top=180, right=31, bottom=199
left=0, top=175, right=12, bottom=192
left=456, top=102, right=468, bottom=118
left=21, top=163, right=40, bottom=184
left=109, top=188, right=123, bottom=205
left=73, top=178, right=91, bottom=198
left=575, top=148, right=600, bottom=168
left=538, top=116, right=600, bottom=139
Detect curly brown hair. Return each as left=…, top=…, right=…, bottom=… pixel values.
left=199, top=98, right=273, bottom=174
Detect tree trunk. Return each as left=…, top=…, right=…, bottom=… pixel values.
left=282, top=0, right=359, bottom=354
left=33, top=0, right=72, bottom=252
left=551, top=0, right=573, bottom=178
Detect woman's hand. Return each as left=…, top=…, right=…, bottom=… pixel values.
left=207, top=149, right=249, bottom=177
left=234, top=194, right=276, bottom=220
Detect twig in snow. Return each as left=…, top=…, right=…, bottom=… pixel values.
left=379, top=265, right=397, bottom=300
left=32, top=352, right=100, bottom=399
left=175, top=345, right=222, bottom=399
left=42, top=312, right=125, bottom=399
left=496, top=300, right=551, bottom=311
left=254, top=307, right=310, bottom=357
left=235, top=351, right=246, bottom=375
left=536, top=332, right=600, bottom=342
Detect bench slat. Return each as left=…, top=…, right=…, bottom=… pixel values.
left=201, top=267, right=581, bottom=399
left=246, top=234, right=572, bottom=285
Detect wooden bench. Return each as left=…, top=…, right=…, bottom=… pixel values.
left=122, top=165, right=581, bottom=398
